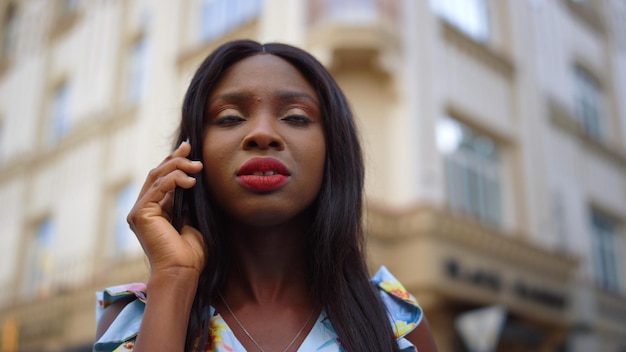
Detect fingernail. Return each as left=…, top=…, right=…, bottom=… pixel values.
left=178, top=137, right=190, bottom=149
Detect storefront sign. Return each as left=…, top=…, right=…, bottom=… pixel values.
left=445, top=258, right=567, bottom=309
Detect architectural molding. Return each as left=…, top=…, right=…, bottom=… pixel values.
left=367, top=206, right=578, bottom=279
left=548, top=98, right=626, bottom=170
left=0, top=105, right=137, bottom=184
left=441, top=19, right=515, bottom=81
left=563, top=0, right=607, bottom=37
left=176, top=20, right=260, bottom=71
left=367, top=206, right=579, bottom=327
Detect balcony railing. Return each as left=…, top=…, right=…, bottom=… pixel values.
left=0, top=255, right=148, bottom=350
left=305, top=0, right=402, bottom=71
left=595, top=287, right=626, bottom=327
left=0, top=254, right=148, bottom=310
left=308, top=0, right=400, bottom=30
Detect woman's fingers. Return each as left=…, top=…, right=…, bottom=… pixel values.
left=128, top=169, right=198, bottom=231
left=128, top=142, right=203, bottom=233
left=137, top=142, right=202, bottom=198
left=180, top=224, right=206, bottom=271
left=125, top=141, right=207, bottom=274
left=144, top=169, right=196, bottom=205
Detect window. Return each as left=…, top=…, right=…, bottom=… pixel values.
left=127, top=36, right=147, bottom=104
left=552, top=191, right=569, bottom=252
left=199, top=0, right=263, bottom=42
left=0, top=116, right=4, bottom=163
left=23, top=218, right=56, bottom=297
left=437, top=116, right=502, bottom=226
left=113, top=184, right=141, bottom=257
left=50, top=81, right=71, bottom=142
left=1, top=3, right=17, bottom=61
left=51, top=0, right=79, bottom=38
left=574, top=65, right=604, bottom=141
left=60, top=0, right=78, bottom=15
left=430, top=0, right=489, bottom=42
left=591, top=211, right=623, bottom=292
left=324, top=0, right=377, bottom=22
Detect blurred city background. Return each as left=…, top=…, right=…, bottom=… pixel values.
left=0, top=0, right=625, bottom=351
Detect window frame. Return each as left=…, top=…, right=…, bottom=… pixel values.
left=430, top=0, right=490, bottom=42
left=1, top=3, right=18, bottom=61
left=198, top=0, right=263, bottom=42
left=437, top=116, right=503, bottom=226
left=127, top=35, right=148, bottom=104
left=49, top=81, right=72, bottom=143
left=22, top=217, right=56, bottom=298
left=590, top=210, right=623, bottom=292
left=573, top=64, right=605, bottom=142
left=111, top=183, right=141, bottom=258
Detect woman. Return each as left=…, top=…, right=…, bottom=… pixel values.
left=95, top=40, right=438, bottom=352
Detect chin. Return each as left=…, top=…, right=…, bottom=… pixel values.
left=221, top=203, right=315, bottom=231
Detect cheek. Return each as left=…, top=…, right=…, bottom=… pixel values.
left=202, top=129, right=238, bottom=166
left=202, top=136, right=235, bottom=190
left=302, top=139, right=326, bottom=194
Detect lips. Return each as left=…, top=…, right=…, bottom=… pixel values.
left=237, top=157, right=291, bottom=191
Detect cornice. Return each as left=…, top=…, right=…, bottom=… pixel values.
left=176, top=20, right=259, bottom=71
left=563, top=0, right=607, bottom=38
left=0, top=105, right=138, bottom=184
left=367, top=206, right=578, bottom=280
left=441, top=19, right=515, bottom=81
left=548, top=98, right=626, bottom=170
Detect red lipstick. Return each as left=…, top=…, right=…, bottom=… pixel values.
left=237, top=157, right=291, bottom=191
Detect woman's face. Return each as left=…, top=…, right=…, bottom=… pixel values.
left=203, top=54, right=326, bottom=228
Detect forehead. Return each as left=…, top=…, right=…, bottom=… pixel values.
left=210, top=54, right=318, bottom=100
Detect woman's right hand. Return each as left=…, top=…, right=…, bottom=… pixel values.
left=127, top=141, right=206, bottom=277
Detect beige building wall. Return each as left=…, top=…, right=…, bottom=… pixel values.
left=0, top=0, right=625, bottom=351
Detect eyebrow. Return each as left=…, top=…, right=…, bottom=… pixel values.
left=208, top=90, right=318, bottom=106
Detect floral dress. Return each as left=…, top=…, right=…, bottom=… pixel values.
left=94, top=266, right=422, bottom=352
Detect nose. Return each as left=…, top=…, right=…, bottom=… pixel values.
left=242, top=115, right=284, bottom=151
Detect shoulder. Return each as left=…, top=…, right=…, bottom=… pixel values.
left=94, top=283, right=147, bottom=352
left=371, top=266, right=439, bottom=352
left=371, top=266, right=422, bottom=339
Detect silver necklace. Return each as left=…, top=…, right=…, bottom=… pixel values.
left=218, top=292, right=316, bottom=352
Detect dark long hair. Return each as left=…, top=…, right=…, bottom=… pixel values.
left=175, top=39, right=399, bottom=352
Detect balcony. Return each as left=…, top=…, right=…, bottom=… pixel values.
left=0, top=255, right=148, bottom=351
left=367, top=206, right=578, bottom=326
left=563, top=0, right=607, bottom=36
left=306, top=0, right=401, bottom=72
left=595, top=288, right=626, bottom=331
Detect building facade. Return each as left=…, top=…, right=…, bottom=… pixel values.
left=0, top=0, right=625, bottom=351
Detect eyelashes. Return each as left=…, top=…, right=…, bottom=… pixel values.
left=214, top=115, right=245, bottom=126
left=281, top=114, right=313, bottom=126
left=213, top=114, right=314, bottom=127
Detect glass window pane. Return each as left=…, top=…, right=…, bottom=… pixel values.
left=438, top=117, right=502, bottom=226
left=128, top=37, right=147, bottom=103
left=199, top=0, right=263, bottom=42
left=430, top=0, right=489, bottom=42
left=23, top=218, right=56, bottom=297
left=574, top=66, right=604, bottom=141
left=1, top=5, right=17, bottom=59
left=114, top=184, right=141, bottom=257
left=51, top=83, right=71, bottom=142
left=591, top=211, right=622, bottom=291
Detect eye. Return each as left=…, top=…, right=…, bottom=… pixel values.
left=282, top=114, right=312, bottom=126
left=215, top=115, right=245, bottom=126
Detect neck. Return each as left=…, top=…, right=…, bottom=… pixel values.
left=223, top=220, right=310, bottom=305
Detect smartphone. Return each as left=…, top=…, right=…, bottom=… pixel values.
left=172, top=137, right=192, bottom=232
left=171, top=186, right=185, bottom=232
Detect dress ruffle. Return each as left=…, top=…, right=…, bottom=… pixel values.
left=94, top=267, right=421, bottom=352
left=371, top=266, right=422, bottom=351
